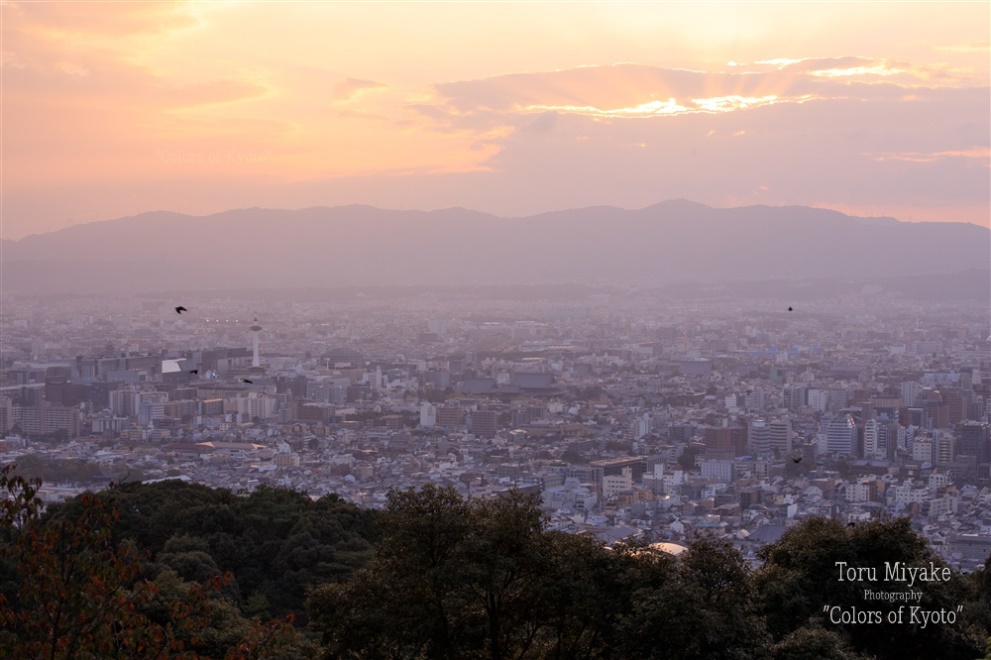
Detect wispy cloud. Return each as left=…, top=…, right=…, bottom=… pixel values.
left=332, top=77, right=386, bottom=103
left=867, top=148, right=991, bottom=164
left=4, top=2, right=988, bottom=235
left=934, top=41, right=990, bottom=53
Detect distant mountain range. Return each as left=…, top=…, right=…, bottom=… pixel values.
left=2, top=200, right=988, bottom=296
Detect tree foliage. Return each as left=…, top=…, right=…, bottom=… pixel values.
left=0, top=465, right=314, bottom=659
left=309, top=485, right=770, bottom=660
left=3, top=462, right=990, bottom=659
left=754, top=517, right=988, bottom=659
left=41, top=479, right=378, bottom=624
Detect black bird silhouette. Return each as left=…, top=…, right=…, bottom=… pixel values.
left=175, top=306, right=188, bottom=314
left=189, top=369, right=198, bottom=375
left=787, top=306, right=793, bottom=311
left=791, top=456, right=802, bottom=463
left=242, top=378, right=253, bottom=384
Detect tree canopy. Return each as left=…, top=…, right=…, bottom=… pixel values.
left=1, top=463, right=989, bottom=659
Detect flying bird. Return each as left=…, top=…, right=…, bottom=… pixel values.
left=787, top=306, right=793, bottom=312
left=242, top=378, right=253, bottom=384
left=175, top=306, right=188, bottom=314
left=791, top=456, right=802, bottom=464
left=189, top=369, right=198, bottom=375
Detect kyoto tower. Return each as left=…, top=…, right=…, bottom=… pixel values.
left=250, top=317, right=263, bottom=368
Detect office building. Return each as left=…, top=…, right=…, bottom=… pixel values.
left=748, top=419, right=771, bottom=457
left=769, top=419, right=792, bottom=455
left=471, top=410, right=499, bottom=438
left=823, top=414, right=857, bottom=456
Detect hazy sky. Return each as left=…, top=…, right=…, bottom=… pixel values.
left=3, top=1, right=989, bottom=238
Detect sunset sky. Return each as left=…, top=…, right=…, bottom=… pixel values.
left=2, top=1, right=989, bottom=239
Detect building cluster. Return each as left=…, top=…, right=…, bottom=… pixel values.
left=1, top=291, right=989, bottom=569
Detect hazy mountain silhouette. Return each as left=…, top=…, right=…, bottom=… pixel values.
left=3, top=201, right=988, bottom=294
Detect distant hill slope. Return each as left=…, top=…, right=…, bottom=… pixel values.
left=2, top=201, right=988, bottom=294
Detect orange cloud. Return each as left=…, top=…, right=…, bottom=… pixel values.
left=2, top=2, right=988, bottom=238
left=332, top=77, right=387, bottom=102
left=164, top=78, right=272, bottom=110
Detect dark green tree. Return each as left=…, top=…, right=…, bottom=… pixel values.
left=614, top=538, right=771, bottom=660
left=310, top=485, right=624, bottom=659
left=755, top=517, right=986, bottom=659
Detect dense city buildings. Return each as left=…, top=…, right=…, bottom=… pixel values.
left=1, top=288, right=989, bottom=571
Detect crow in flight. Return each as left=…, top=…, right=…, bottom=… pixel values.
left=175, top=306, right=188, bottom=314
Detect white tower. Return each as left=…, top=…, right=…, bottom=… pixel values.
left=250, top=318, right=263, bottom=368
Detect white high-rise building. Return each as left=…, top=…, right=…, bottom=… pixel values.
left=863, top=418, right=881, bottom=459
left=912, top=437, right=933, bottom=463
left=236, top=392, right=276, bottom=420
left=901, top=381, right=922, bottom=407
left=137, top=401, right=166, bottom=426
left=110, top=388, right=138, bottom=417
left=748, top=419, right=771, bottom=457
left=420, top=402, right=437, bottom=428
left=823, top=414, right=857, bottom=456
left=807, top=389, right=830, bottom=412
left=631, top=413, right=651, bottom=440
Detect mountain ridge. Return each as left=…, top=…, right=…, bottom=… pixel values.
left=3, top=201, right=988, bottom=294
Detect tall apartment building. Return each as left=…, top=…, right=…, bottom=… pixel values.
left=744, top=389, right=765, bottom=411
left=236, top=393, right=276, bottom=420
left=419, top=402, right=437, bottom=428
left=138, top=401, right=166, bottom=426
left=934, top=431, right=955, bottom=467
left=748, top=419, right=771, bottom=458
left=703, top=425, right=734, bottom=459
left=631, top=413, right=651, bottom=440
left=863, top=418, right=881, bottom=459
left=0, top=396, right=12, bottom=434
left=957, top=421, right=989, bottom=463
left=877, top=421, right=898, bottom=460
left=162, top=399, right=196, bottom=419
left=769, top=419, right=792, bottom=455
left=109, top=388, right=138, bottom=417
left=436, top=404, right=464, bottom=430
left=200, top=398, right=224, bottom=416
left=912, top=437, right=934, bottom=463
left=471, top=410, right=499, bottom=438
left=823, top=414, right=856, bottom=456
left=783, top=385, right=807, bottom=411
left=807, top=389, right=830, bottom=412
left=944, top=389, right=968, bottom=425
left=901, top=381, right=922, bottom=407
left=14, top=402, right=80, bottom=437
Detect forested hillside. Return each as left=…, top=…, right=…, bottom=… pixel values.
left=1, top=468, right=989, bottom=659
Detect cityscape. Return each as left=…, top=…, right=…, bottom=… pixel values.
left=3, top=1, right=989, bottom=657
left=2, top=283, right=989, bottom=571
